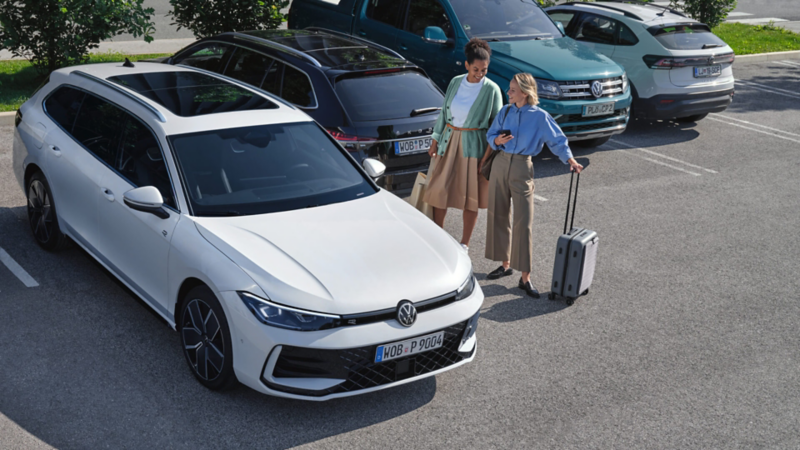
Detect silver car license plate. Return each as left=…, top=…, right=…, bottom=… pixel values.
left=374, top=331, right=444, bottom=363
left=582, top=102, right=615, bottom=117
left=694, top=65, right=722, bottom=78
left=395, top=138, right=432, bottom=155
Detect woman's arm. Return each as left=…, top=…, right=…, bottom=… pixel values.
left=429, top=77, right=459, bottom=157
left=486, top=105, right=507, bottom=150
left=542, top=113, right=583, bottom=173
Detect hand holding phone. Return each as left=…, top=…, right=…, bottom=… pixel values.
left=500, top=129, right=511, bottom=137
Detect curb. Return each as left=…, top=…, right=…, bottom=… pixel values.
left=1, top=111, right=14, bottom=127
left=735, top=49, right=800, bottom=63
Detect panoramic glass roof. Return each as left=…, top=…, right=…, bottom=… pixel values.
left=108, top=71, right=278, bottom=117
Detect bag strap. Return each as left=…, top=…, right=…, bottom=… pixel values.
left=563, top=171, right=581, bottom=234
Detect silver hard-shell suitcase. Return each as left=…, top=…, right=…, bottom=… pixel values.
left=549, top=172, right=598, bottom=306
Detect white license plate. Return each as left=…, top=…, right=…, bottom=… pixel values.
left=582, top=102, right=615, bottom=117
left=694, top=65, right=722, bottom=78
left=375, top=331, right=444, bottom=363
left=395, top=138, right=432, bottom=155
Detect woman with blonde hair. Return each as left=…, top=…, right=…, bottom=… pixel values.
left=423, top=38, right=503, bottom=251
left=483, top=73, right=584, bottom=297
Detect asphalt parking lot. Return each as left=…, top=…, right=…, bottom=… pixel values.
left=1, top=59, right=799, bottom=449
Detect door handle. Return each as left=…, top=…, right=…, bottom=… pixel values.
left=400, top=44, right=408, bottom=51
left=358, top=30, right=366, bottom=36
left=102, top=188, right=115, bottom=202
left=48, top=145, right=61, bottom=157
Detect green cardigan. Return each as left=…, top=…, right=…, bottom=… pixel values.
left=431, top=74, right=504, bottom=159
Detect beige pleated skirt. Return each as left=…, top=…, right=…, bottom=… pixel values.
left=423, top=129, right=488, bottom=212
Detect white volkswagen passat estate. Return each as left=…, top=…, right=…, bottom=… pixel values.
left=12, top=62, right=482, bottom=400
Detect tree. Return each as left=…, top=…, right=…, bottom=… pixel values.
left=168, top=0, right=289, bottom=39
left=670, top=0, right=737, bottom=29
left=0, top=0, right=155, bottom=75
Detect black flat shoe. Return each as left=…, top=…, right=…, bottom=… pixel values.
left=518, top=278, right=540, bottom=298
left=487, top=266, right=513, bottom=280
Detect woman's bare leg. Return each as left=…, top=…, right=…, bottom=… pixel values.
left=520, top=271, right=531, bottom=283
left=461, top=209, right=479, bottom=246
left=433, top=207, right=447, bottom=228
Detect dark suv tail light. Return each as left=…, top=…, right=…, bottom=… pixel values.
left=643, top=53, right=735, bottom=69
left=14, top=110, right=22, bottom=127
left=326, top=129, right=377, bottom=152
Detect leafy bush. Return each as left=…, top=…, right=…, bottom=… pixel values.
left=168, top=0, right=289, bottom=39
left=670, top=0, right=737, bottom=29
left=0, top=0, right=155, bottom=75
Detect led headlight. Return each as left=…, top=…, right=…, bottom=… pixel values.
left=622, top=71, right=628, bottom=92
left=536, top=79, right=561, bottom=99
left=238, top=292, right=342, bottom=331
left=455, top=271, right=476, bottom=301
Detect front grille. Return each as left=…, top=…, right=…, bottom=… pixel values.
left=559, top=77, right=624, bottom=100
left=265, top=320, right=473, bottom=397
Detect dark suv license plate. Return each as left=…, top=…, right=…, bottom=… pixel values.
left=395, top=138, right=432, bottom=155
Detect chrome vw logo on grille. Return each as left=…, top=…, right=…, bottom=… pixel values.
left=396, top=300, right=417, bottom=327
left=590, top=80, right=604, bottom=98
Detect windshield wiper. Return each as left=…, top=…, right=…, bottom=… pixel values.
left=703, top=44, right=723, bottom=49
left=410, top=107, right=441, bottom=117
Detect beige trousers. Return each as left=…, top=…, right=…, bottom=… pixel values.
left=485, top=151, right=535, bottom=273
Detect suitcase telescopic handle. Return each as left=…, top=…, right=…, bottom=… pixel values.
left=563, top=172, right=580, bottom=234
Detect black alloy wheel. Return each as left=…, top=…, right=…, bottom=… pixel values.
left=180, top=286, right=237, bottom=390
left=27, top=172, right=69, bottom=251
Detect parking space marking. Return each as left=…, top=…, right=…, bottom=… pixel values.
left=735, top=79, right=800, bottom=100
left=610, top=139, right=717, bottom=174
left=615, top=149, right=701, bottom=176
left=778, top=60, right=800, bottom=67
left=0, top=247, right=39, bottom=288
left=774, top=61, right=800, bottom=68
left=534, top=195, right=548, bottom=202
left=711, top=114, right=800, bottom=138
left=706, top=116, right=800, bottom=146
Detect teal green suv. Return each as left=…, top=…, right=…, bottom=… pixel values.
left=289, top=0, right=632, bottom=147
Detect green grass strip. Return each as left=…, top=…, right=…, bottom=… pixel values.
left=0, top=53, right=170, bottom=112
left=714, top=22, right=800, bottom=56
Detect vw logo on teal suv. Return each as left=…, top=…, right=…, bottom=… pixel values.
left=289, top=0, right=632, bottom=148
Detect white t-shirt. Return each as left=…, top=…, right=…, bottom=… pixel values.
left=450, top=76, right=485, bottom=128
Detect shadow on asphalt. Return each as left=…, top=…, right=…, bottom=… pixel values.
left=477, top=282, right=568, bottom=322
left=0, top=207, right=437, bottom=449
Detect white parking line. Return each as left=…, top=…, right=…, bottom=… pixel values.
left=610, top=139, right=717, bottom=173
left=779, top=60, right=800, bottom=67
left=0, top=247, right=39, bottom=288
left=774, top=61, right=800, bottom=68
left=534, top=195, right=548, bottom=202
left=735, top=80, right=800, bottom=100
left=711, top=114, right=800, bottom=138
left=706, top=116, right=800, bottom=145
left=616, top=149, right=701, bottom=176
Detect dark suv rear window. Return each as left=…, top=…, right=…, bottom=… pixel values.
left=649, top=24, right=726, bottom=50
left=335, top=70, right=443, bottom=122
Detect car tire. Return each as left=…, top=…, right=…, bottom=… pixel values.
left=27, top=171, right=70, bottom=251
left=676, top=113, right=708, bottom=123
left=179, top=285, right=238, bottom=391
left=572, top=136, right=610, bottom=148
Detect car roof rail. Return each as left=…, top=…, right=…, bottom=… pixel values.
left=597, top=0, right=686, bottom=18
left=560, top=2, right=644, bottom=20
left=175, top=64, right=298, bottom=111
left=231, top=33, right=323, bottom=68
left=305, top=27, right=406, bottom=60
left=71, top=70, right=167, bottom=123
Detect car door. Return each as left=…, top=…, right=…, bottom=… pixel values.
left=571, top=12, right=617, bottom=59
left=41, top=87, right=120, bottom=249
left=96, top=111, right=180, bottom=314
left=395, top=0, right=458, bottom=89
left=356, top=0, right=406, bottom=52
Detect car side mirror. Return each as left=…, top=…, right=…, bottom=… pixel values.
left=362, top=158, right=386, bottom=180
left=556, top=22, right=566, bottom=36
left=123, top=186, right=169, bottom=219
left=422, top=26, right=450, bottom=45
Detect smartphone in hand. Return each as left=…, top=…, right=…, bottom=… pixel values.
left=499, top=129, right=511, bottom=137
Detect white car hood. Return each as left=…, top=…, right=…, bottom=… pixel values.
left=194, top=190, right=471, bottom=315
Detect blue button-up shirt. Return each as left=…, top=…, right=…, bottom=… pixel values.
left=487, top=104, right=574, bottom=164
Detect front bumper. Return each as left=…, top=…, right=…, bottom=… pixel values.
left=222, top=283, right=483, bottom=400
left=540, top=92, right=632, bottom=141
left=634, top=88, right=734, bottom=120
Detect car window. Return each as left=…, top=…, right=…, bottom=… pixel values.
left=405, top=0, right=453, bottom=38
left=224, top=47, right=276, bottom=88
left=450, top=0, right=560, bottom=40
left=117, top=118, right=177, bottom=209
left=618, top=22, right=639, bottom=46
left=174, top=42, right=234, bottom=73
left=71, top=94, right=127, bottom=167
left=573, top=13, right=617, bottom=45
left=649, top=24, right=726, bottom=50
left=44, top=86, right=85, bottom=133
left=169, top=122, right=377, bottom=216
left=281, top=65, right=317, bottom=108
left=366, top=0, right=407, bottom=28
left=547, top=11, right=577, bottom=31
left=335, top=70, right=443, bottom=122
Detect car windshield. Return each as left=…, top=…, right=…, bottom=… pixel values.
left=449, top=0, right=561, bottom=40
left=649, top=24, right=727, bottom=50
left=335, top=70, right=444, bottom=122
left=169, top=122, right=377, bottom=216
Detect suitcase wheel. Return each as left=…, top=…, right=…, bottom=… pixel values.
left=548, top=292, right=556, bottom=301
left=565, top=298, right=575, bottom=306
